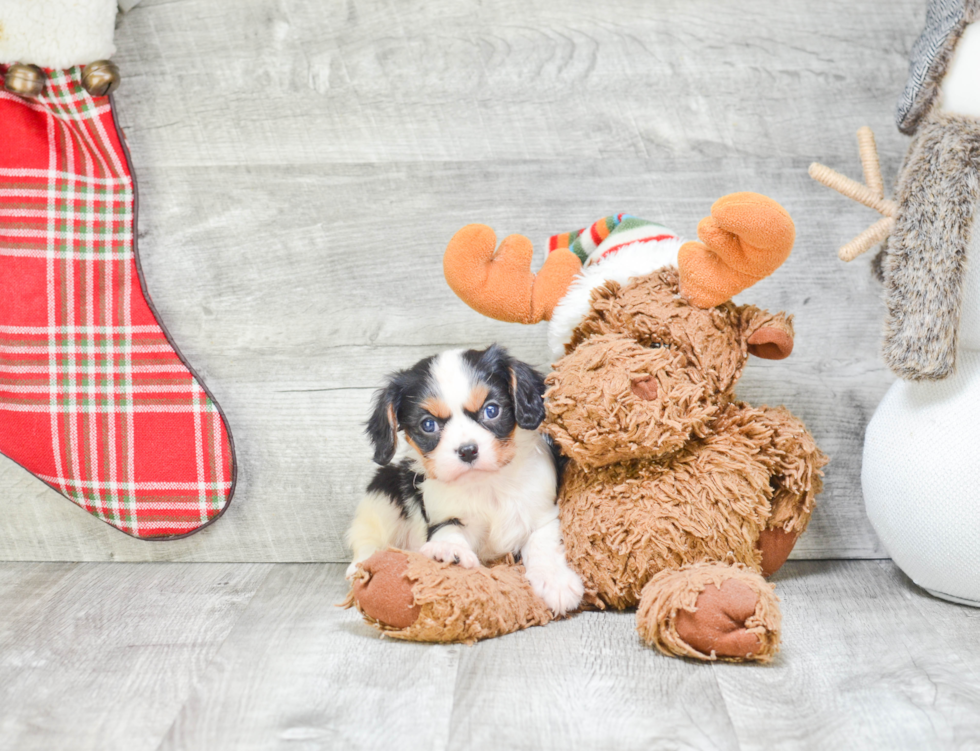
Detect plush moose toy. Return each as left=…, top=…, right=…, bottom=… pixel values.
left=346, top=193, right=827, bottom=662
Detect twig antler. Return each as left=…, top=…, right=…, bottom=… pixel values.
left=809, top=127, right=898, bottom=262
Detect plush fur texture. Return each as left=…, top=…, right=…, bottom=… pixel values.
left=550, top=269, right=795, bottom=468
left=880, top=113, right=980, bottom=380
left=348, top=261, right=826, bottom=662
left=548, top=270, right=822, bottom=615
left=559, top=401, right=820, bottom=611
left=0, top=0, right=117, bottom=68
left=636, top=563, right=781, bottom=662
left=547, top=239, right=683, bottom=357
left=344, top=550, right=553, bottom=644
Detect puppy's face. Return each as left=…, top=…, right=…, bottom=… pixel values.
left=366, top=345, right=546, bottom=483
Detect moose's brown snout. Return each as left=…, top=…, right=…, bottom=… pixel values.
left=545, top=333, right=719, bottom=469
left=631, top=376, right=659, bottom=401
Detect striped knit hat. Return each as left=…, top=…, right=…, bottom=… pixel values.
left=546, top=214, right=685, bottom=357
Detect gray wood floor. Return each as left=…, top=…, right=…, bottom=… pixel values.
left=0, top=0, right=926, bottom=561
left=0, top=560, right=978, bottom=751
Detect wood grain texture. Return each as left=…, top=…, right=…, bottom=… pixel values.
left=446, top=610, right=739, bottom=750
left=446, top=561, right=980, bottom=751
left=0, top=562, right=270, bottom=751
left=0, top=0, right=925, bottom=560
left=6, top=561, right=978, bottom=750
left=157, top=563, right=462, bottom=751
left=715, top=561, right=980, bottom=750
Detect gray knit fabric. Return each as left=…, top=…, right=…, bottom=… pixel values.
left=896, top=0, right=965, bottom=134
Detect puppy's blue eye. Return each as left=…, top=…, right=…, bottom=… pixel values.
left=483, top=403, right=500, bottom=419
left=421, top=417, right=438, bottom=433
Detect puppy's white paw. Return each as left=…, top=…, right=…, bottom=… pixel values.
left=526, top=564, right=585, bottom=615
left=420, top=541, right=481, bottom=569
left=345, top=560, right=362, bottom=580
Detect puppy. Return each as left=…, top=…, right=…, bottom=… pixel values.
left=345, top=344, right=584, bottom=615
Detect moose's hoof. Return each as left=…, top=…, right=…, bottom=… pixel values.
left=351, top=551, right=421, bottom=629
left=673, top=579, right=762, bottom=659
left=758, top=527, right=799, bottom=577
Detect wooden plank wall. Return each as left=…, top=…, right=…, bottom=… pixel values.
left=0, top=0, right=923, bottom=561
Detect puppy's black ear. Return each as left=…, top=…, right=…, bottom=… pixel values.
left=472, top=344, right=546, bottom=428
left=507, top=357, right=547, bottom=430
left=365, top=381, right=401, bottom=465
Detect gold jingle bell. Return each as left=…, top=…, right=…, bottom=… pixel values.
left=3, top=63, right=46, bottom=97
left=81, top=60, right=120, bottom=97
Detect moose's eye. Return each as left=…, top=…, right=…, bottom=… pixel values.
left=483, top=403, right=500, bottom=420
left=421, top=417, right=438, bottom=433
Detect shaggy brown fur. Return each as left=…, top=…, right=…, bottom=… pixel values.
left=550, top=268, right=796, bottom=469
left=345, top=550, right=552, bottom=644
left=636, top=563, right=781, bottom=662
left=881, top=113, right=980, bottom=380
left=347, top=264, right=826, bottom=662
left=548, top=271, right=823, bottom=621
left=558, top=400, right=821, bottom=612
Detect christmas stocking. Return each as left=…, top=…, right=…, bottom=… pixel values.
left=0, top=0, right=236, bottom=538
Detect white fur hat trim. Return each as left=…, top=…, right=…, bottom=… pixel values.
left=547, top=237, right=684, bottom=358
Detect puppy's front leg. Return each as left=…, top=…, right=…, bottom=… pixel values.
left=345, top=490, right=408, bottom=579
left=522, top=516, right=584, bottom=615
left=420, top=519, right=481, bottom=569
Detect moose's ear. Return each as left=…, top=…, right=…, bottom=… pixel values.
left=365, top=380, right=402, bottom=465
left=748, top=327, right=794, bottom=359
left=742, top=307, right=795, bottom=360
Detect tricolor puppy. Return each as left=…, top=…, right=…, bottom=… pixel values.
left=345, top=345, right=584, bottom=615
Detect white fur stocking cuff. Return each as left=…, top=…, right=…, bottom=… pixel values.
left=0, top=0, right=117, bottom=68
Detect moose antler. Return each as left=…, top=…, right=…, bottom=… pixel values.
left=677, top=192, right=796, bottom=308
left=443, top=224, right=582, bottom=324
left=809, top=127, right=898, bottom=262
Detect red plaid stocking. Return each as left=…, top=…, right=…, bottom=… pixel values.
left=0, top=65, right=236, bottom=538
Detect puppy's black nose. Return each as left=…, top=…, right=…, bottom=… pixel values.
left=457, top=444, right=479, bottom=463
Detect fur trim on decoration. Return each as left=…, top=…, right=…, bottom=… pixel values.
left=0, top=0, right=117, bottom=69
left=547, top=239, right=683, bottom=357
left=882, top=112, right=980, bottom=380
left=897, top=0, right=980, bottom=135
